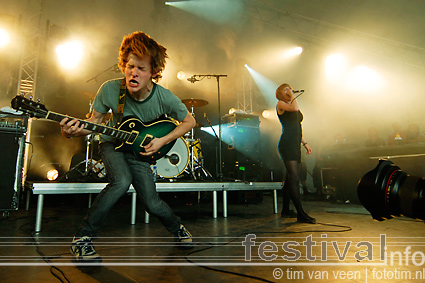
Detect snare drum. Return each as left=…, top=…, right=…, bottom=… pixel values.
left=155, top=137, right=189, bottom=178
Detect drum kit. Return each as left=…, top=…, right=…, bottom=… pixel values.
left=155, top=98, right=213, bottom=180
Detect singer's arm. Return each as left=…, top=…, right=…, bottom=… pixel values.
left=277, top=98, right=299, bottom=113
left=301, top=136, right=312, bottom=154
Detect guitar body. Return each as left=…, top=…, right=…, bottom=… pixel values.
left=115, top=116, right=177, bottom=163
left=10, top=95, right=179, bottom=163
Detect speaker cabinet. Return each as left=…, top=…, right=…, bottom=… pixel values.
left=222, top=124, right=262, bottom=181
left=0, top=130, right=26, bottom=211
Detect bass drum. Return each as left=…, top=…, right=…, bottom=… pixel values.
left=155, top=137, right=189, bottom=178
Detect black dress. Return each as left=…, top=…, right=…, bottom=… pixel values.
left=277, top=110, right=303, bottom=162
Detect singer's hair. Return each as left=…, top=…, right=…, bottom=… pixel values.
left=276, top=83, right=293, bottom=101
left=118, top=31, right=168, bottom=82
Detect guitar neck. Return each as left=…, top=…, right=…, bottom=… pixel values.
left=45, top=111, right=129, bottom=140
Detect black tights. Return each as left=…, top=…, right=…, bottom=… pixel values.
left=282, top=160, right=304, bottom=214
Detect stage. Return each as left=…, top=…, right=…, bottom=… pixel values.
left=1, top=192, right=425, bottom=283
left=26, top=181, right=282, bottom=233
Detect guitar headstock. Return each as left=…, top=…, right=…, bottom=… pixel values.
left=11, top=96, right=48, bottom=119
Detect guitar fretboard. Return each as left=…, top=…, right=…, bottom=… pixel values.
left=46, top=111, right=130, bottom=141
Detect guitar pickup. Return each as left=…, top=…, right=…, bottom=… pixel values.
left=140, top=134, right=154, bottom=147
left=125, top=130, right=139, bottom=144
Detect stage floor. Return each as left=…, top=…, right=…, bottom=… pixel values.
left=1, top=193, right=425, bottom=283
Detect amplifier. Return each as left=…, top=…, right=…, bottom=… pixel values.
left=0, top=115, right=27, bottom=134
left=0, top=114, right=27, bottom=211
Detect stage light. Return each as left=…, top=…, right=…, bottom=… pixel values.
left=228, top=108, right=237, bottom=114
left=262, top=109, right=272, bottom=119
left=347, top=65, right=383, bottom=91
left=293, top=46, right=303, bottom=55
left=0, top=28, right=11, bottom=48
left=282, top=46, right=303, bottom=58
left=201, top=125, right=219, bottom=137
left=177, top=71, right=186, bottom=80
left=325, top=53, right=347, bottom=80
left=55, top=40, right=84, bottom=70
left=165, top=0, right=243, bottom=25
left=46, top=169, right=59, bottom=181
left=245, top=65, right=279, bottom=107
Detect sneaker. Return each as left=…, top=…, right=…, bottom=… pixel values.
left=174, top=225, right=193, bottom=248
left=70, top=236, right=102, bottom=263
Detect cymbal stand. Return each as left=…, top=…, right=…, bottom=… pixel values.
left=58, top=98, right=101, bottom=182
left=186, top=105, right=214, bottom=181
left=84, top=97, right=96, bottom=174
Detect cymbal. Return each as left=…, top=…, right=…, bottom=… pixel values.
left=182, top=98, right=208, bottom=107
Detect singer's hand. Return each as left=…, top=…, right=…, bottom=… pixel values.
left=304, top=143, right=312, bottom=154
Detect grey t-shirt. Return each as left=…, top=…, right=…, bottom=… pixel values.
left=93, top=78, right=188, bottom=143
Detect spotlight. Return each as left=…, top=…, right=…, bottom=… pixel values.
left=262, top=110, right=272, bottom=119
left=357, top=159, right=425, bottom=221
left=293, top=46, right=303, bottom=55
left=0, top=28, right=11, bottom=48
left=347, top=65, right=383, bottom=91
left=177, top=71, right=186, bottom=80
left=228, top=108, right=237, bottom=114
left=280, top=46, right=304, bottom=59
left=325, top=53, right=347, bottom=80
left=55, top=40, right=84, bottom=70
left=46, top=169, right=59, bottom=181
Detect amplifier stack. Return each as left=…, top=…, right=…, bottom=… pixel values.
left=0, top=113, right=28, bottom=213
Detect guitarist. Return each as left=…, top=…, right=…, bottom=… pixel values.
left=60, top=31, right=196, bottom=263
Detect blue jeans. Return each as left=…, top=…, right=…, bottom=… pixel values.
left=76, top=142, right=181, bottom=238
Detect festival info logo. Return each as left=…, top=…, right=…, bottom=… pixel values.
left=242, top=234, right=425, bottom=281
left=242, top=234, right=386, bottom=264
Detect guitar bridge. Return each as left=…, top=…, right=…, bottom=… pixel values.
left=125, top=130, right=139, bottom=144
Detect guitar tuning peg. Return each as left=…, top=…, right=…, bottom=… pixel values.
left=37, top=98, right=41, bottom=102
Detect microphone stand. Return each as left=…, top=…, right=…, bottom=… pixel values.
left=204, top=113, right=220, bottom=178
left=189, top=74, right=227, bottom=181
left=86, top=64, right=120, bottom=84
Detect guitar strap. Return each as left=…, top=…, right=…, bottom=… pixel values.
left=116, top=78, right=126, bottom=127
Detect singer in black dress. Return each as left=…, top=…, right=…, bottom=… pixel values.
left=276, top=83, right=315, bottom=224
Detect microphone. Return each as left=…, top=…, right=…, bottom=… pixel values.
left=187, top=76, right=199, bottom=83
left=293, top=90, right=304, bottom=94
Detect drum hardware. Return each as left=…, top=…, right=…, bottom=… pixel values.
left=84, top=97, right=98, bottom=175
left=184, top=137, right=214, bottom=181
left=155, top=137, right=189, bottom=178
left=185, top=74, right=227, bottom=181
left=183, top=98, right=213, bottom=181
left=59, top=98, right=106, bottom=181
left=181, top=98, right=209, bottom=108
left=154, top=98, right=214, bottom=181
left=182, top=98, right=209, bottom=142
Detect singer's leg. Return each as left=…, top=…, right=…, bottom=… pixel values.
left=284, top=160, right=315, bottom=224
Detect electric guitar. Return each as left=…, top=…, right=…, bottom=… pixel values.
left=11, top=95, right=177, bottom=163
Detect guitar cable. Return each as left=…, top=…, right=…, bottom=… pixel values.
left=183, top=220, right=352, bottom=283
